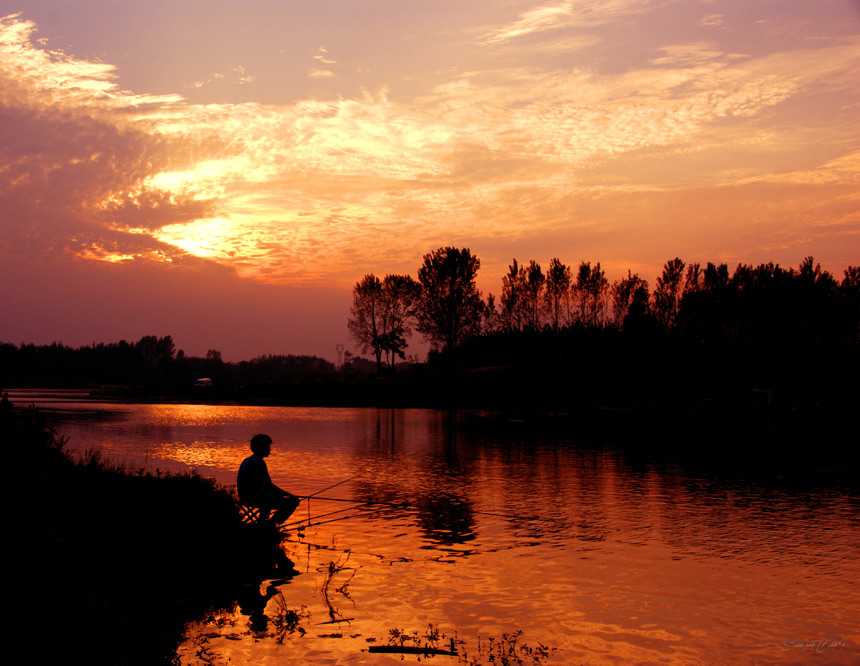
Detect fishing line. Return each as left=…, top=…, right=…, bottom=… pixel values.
left=305, top=467, right=375, bottom=499
left=302, top=495, right=411, bottom=509
left=302, top=493, right=553, bottom=523
left=281, top=504, right=364, bottom=529
left=294, top=465, right=568, bottom=531
left=283, top=495, right=410, bottom=530
left=282, top=504, right=393, bottom=530
left=296, top=461, right=392, bottom=528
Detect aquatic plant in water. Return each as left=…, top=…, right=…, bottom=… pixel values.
left=367, top=623, right=458, bottom=656
left=369, top=624, right=556, bottom=664
left=463, top=630, right=556, bottom=665
left=319, top=551, right=358, bottom=624
left=270, top=592, right=310, bottom=644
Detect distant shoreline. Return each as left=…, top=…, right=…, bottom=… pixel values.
left=7, top=383, right=856, bottom=458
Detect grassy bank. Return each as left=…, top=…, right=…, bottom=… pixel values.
left=2, top=404, right=248, bottom=665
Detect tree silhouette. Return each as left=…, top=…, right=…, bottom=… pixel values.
left=501, top=259, right=526, bottom=332
left=380, top=274, right=421, bottom=369
left=702, top=262, right=730, bottom=294
left=347, top=274, right=386, bottom=372
left=415, top=247, right=483, bottom=355
left=482, top=293, right=501, bottom=333
left=683, top=262, right=703, bottom=295
left=843, top=266, right=860, bottom=290
left=523, top=260, right=545, bottom=330
left=676, top=262, right=730, bottom=343
left=842, top=266, right=860, bottom=343
left=653, top=257, right=685, bottom=329
left=347, top=273, right=420, bottom=372
left=573, top=261, right=608, bottom=327
left=544, top=257, right=571, bottom=331
left=611, top=271, right=649, bottom=328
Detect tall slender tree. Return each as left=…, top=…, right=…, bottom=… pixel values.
left=482, top=293, right=501, bottom=334
left=702, top=262, right=730, bottom=294
left=500, top=259, right=526, bottom=332
left=573, top=261, right=608, bottom=327
left=347, top=273, right=420, bottom=372
left=611, top=271, right=649, bottom=328
left=544, top=257, right=571, bottom=331
left=842, top=266, right=860, bottom=343
left=380, top=274, right=420, bottom=369
left=523, top=260, right=545, bottom=330
left=653, top=257, right=686, bottom=329
left=415, top=247, right=483, bottom=355
left=347, top=274, right=386, bottom=372
left=683, top=262, right=703, bottom=296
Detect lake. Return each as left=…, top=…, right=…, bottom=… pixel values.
left=15, top=389, right=860, bottom=665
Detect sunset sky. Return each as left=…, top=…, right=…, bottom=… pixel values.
left=1, top=1, right=858, bottom=361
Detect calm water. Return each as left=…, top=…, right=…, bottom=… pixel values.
left=17, top=390, right=860, bottom=665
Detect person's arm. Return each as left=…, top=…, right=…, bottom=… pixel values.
left=271, top=481, right=299, bottom=502
left=265, top=467, right=298, bottom=502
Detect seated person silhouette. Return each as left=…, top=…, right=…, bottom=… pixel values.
left=237, top=433, right=300, bottom=525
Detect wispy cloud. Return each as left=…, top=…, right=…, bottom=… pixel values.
left=0, top=15, right=201, bottom=264
left=2, top=6, right=858, bottom=289
left=701, top=14, right=725, bottom=27
left=314, top=47, right=336, bottom=65
left=481, top=0, right=676, bottom=45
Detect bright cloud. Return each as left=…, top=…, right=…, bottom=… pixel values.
left=481, top=0, right=677, bottom=44
left=1, top=2, right=858, bottom=294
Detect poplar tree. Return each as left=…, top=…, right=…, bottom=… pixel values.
left=653, top=257, right=686, bottom=329
left=523, top=260, right=545, bottom=331
left=415, top=247, right=483, bottom=355
left=611, top=271, right=649, bottom=328
left=573, top=261, right=608, bottom=327
left=380, top=274, right=420, bottom=369
left=347, top=274, right=385, bottom=371
left=544, top=258, right=571, bottom=331
left=501, top=259, right=526, bottom=332
left=348, top=274, right=420, bottom=372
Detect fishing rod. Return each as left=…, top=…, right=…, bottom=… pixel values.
left=304, top=460, right=390, bottom=499
left=296, top=462, right=393, bottom=523
left=300, top=495, right=411, bottom=508
left=303, top=494, right=546, bottom=522
left=305, top=471, right=368, bottom=498
left=293, top=468, right=566, bottom=529
left=282, top=504, right=364, bottom=529
left=285, top=494, right=411, bottom=530
left=282, top=504, right=393, bottom=531
left=298, top=470, right=372, bottom=524
left=284, top=487, right=409, bottom=531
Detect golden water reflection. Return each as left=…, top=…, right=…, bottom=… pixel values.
left=46, top=403, right=860, bottom=665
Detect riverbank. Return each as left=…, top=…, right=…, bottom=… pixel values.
left=2, top=404, right=248, bottom=665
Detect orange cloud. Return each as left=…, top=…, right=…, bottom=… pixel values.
left=2, top=5, right=858, bottom=293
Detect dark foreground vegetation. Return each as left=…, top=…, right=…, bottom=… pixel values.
left=2, top=403, right=249, bottom=665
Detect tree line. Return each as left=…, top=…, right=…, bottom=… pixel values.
left=0, top=335, right=336, bottom=389
left=349, top=247, right=860, bottom=371
left=347, top=248, right=485, bottom=371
